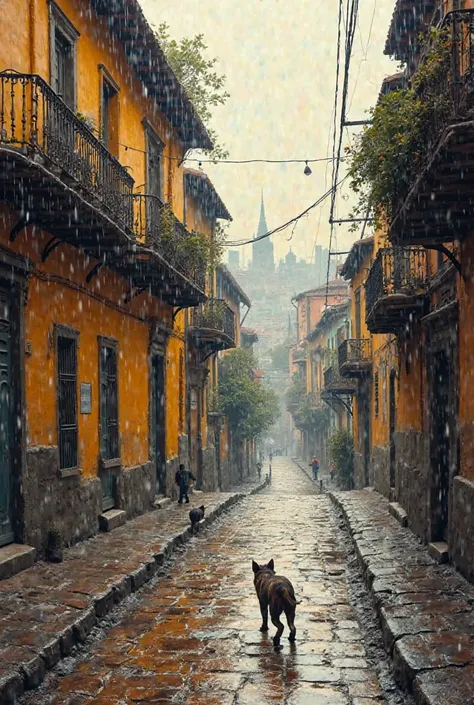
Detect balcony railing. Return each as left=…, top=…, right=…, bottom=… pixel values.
left=323, top=365, right=357, bottom=395
left=338, top=339, right=372, bottom=377
left=390, top=10, right=474, bottom=243
left=365, top=247, right=429, bottom=332
left=132, top=194, right=206, bottom=291
left=0, top=71, right=134, bottom=228
left=191, top=298, right=235, bottom=350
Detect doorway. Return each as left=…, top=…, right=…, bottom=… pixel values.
left=430, top=348, right=453, bottom=542
left=0, top=289, right=13, bottom=546
left=358, top=379, right=371, bottom=486
left=151, top=355, right=166, bottom=495
left=389, top=369, right=396, bottom=490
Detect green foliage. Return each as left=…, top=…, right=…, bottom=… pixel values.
left=156, top=23, right=230, bottom=161
left=160, top=203, right=224, bottom=276
left=348, top=28, right=451, bottom=228
left=269, top=343, right=290, bottom=372
left=286, top=373, right=305, bottom=411
left=219, top=348, right=279, bottom=440
left=327, top=429, right=354, bottom=490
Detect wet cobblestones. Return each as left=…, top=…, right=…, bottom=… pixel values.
left=22, top=459, right=398, bottom=705
left=332, top=490, right=474, bottom=705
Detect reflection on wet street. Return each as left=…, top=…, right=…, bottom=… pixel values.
left=30, top=458, right=389, bottom=704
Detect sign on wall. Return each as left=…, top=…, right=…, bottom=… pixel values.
left=80, top=383, right=92, bottom=414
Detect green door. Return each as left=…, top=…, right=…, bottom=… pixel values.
left=0, top=307, right=13, bottom=546
left=100, top=343, right=118, bottom=510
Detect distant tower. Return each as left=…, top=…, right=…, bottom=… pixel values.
left=252, top=194, right=274, bottom=272
left=228, top=250, right=240, bottom=270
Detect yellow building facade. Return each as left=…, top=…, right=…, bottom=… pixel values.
left=0, top=0, right=236, bottom=556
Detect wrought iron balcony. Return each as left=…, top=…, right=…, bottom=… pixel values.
left=390, top=10, right=474, bottom=244
left=365, top=247, right=429, bottom=333
left=323, top=365, right=357, bottom=395
left=0, top=71, right=134, bottom=228
left=132, top=194, right=206, bottom=293
left=0, top=72, right=206, bottom=306
left=189, top=298, right=236, bottom=352
left=338, top=339, right=372, bottom=378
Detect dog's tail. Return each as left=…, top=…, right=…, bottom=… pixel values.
left=278, top=585, right=297, bottom=610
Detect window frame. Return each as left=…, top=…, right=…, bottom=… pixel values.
left=98, top=336, right=121, bottom=467
left=55, top=324, right=80, bottom=478
left=143, top=118, right=165, bottom=200
left=49, top=1, right=79, bottom=110
left=99, top=64, right=120, bottom=153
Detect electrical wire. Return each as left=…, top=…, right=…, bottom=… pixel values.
left=118, top=142, right=336, bottom=165
left=224, top=178, right=348, bottom=248
left=326, top=0, right=360, bottom=304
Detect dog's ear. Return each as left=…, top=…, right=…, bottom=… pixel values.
left=200, top=505, right=205, bottom=513
left=252, top=560, right=260, bottom=574
left=267, top=559, right=275, bottom=571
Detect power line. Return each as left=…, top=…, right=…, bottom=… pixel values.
left=118, top=142, right=336, bottom=165
left=224, top=178, right=348, bottom=248
left=326, top=0, right=360, bottom=304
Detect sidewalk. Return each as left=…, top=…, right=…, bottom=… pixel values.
left=331, top=489, right=474, bottom=705
left=0, top=478, right=267, bottom=703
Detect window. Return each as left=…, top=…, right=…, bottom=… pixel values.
left=355, top=290, right=362, bottom=340
left=57, top=329, right=78, bottom=471
left=50, top=3, right=79, bottom=109
left=374, top=372, right=379, bottom=418
left=99, top=339, right=119, bottom=460
left=144, top=119, right=164, bottom=200
left=179, top=348, right=185, bottom=432
left=100, top=66, right=120, bottom=155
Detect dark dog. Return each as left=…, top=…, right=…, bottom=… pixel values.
left=189, top=505, right=205, bottom=534
left=252, top=559, right=297, bottom=649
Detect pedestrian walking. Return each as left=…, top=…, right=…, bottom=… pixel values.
left=257, top=461, right=263, bottom=480
left=309, top=456, right=319, bottom=481
left=329, top=464, right=335, bottom=483
left=175, top=463, right=196, bottom=504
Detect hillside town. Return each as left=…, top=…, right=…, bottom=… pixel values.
left=0, top=1, right=473, bottom=705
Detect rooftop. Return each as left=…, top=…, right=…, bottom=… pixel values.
left=91, top=0, right=212, bottom=151
left=340, top=236, right=374, bottom=280
left=293, top=279, right=349, bottom=302
left=217, top=265, right=252, bottom=308
left=184, top=169, right=232, bottom=222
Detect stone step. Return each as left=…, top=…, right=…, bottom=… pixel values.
left=153, top=496, right=171, bottom=510
left=427, top=541, right=449, bottom=564
left=389, top=501, right=408, bottom=527
left=0, top=543, right=36, bottom=581
left=98, top=509, right=127, bottom=532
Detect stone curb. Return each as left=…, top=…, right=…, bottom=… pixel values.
left=329, top=490, right=474, bottom=705
left=0, top=477, right=269, bottom=704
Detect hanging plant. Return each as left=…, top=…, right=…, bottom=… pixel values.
left=347, top=27, right=452, bottom=229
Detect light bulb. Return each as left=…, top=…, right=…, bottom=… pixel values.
left=304, top=161, right=312, bottom=176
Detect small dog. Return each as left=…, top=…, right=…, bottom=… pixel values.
left=189, top=505, right=205, bottom=534
left=252, top=559, right=297, bottom=649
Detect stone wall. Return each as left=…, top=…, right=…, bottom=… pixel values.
left=200, top=445, right=218, bottom=492
left=354, top=452, right=365, bottom=489
left=370, top=445, right=390, bottom=498
left=394, top=430, right=430, bottom=542
left=450, top=475, right=474, bottom=583
left=117, top=462, right=154, bottom=518
left=23, top=446, right=101, bottom=554
left=219, top=459, right=232, bottom=490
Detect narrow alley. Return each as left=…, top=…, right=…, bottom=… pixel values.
left=23, top=458, right=406, bottom=705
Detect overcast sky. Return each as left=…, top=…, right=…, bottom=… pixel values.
left=141, top=0, right=396, bottom=267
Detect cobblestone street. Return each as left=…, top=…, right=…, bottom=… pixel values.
left=23, top=458, right=400, bottom=705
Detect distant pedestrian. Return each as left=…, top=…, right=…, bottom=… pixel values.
left=175, top=464, right=196, bottom=504
left=329, top=464, right=335, bottom=483
left=257, top=461, right=263, bottom=480
left=309, top=456, right=319, bottom=481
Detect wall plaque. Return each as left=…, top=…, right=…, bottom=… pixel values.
left=80, top=383, right=92, bottom=414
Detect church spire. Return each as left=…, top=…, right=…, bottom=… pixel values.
left=257, top=192, right=269, bottom=238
